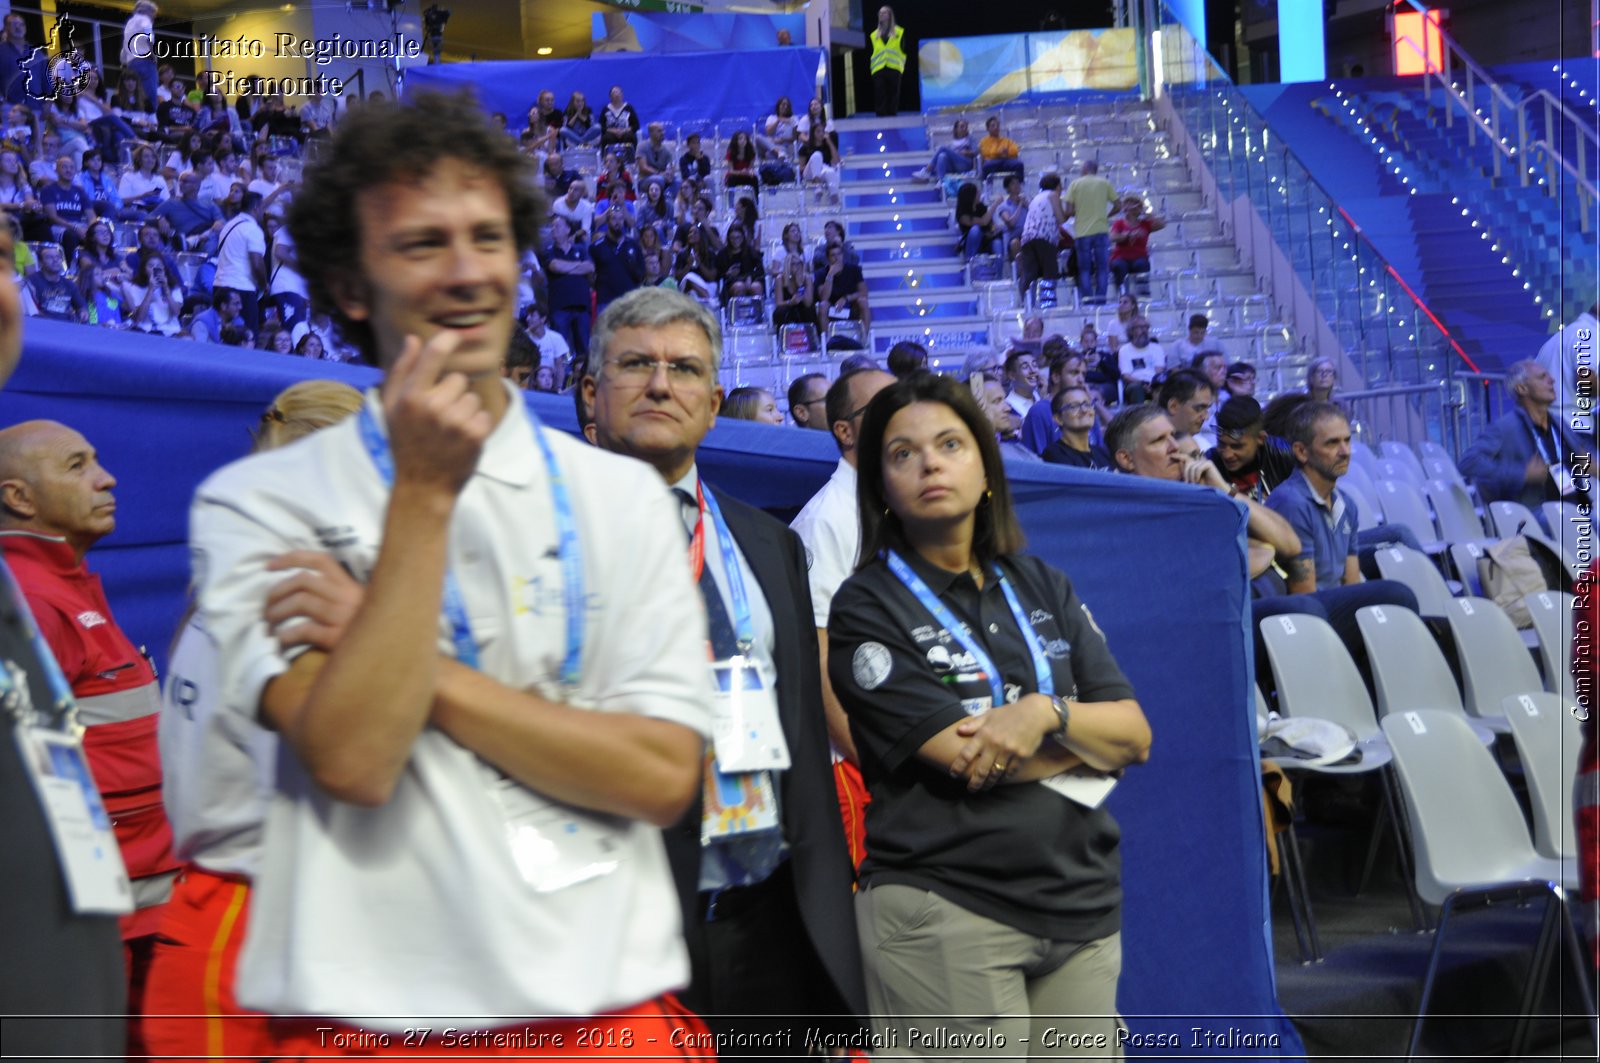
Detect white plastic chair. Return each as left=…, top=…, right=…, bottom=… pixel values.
left=1524, top=591, right=1576, bottom=702
left=1448, top=542, right=1486, bottom=597
left=1356, top=605, right=1499, bottom=742
left=1379, top=440, right=1429, bottom=484
left=1501, top=692, right=1583, bottom=860
left=1373, top=544, right=1457, bottom=618
left=1439, top=596, right=1545, bottom=735
left=1488, top=499, right=1544, bottom=538
left=1372, top=480, right=1443, bottom=551
left=1422, top=478, right=1485, bottom=542
left=1380, top=710, right=1576, bottom=905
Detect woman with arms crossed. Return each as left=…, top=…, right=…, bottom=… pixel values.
left=828, top=372, right=1151, bottom=1057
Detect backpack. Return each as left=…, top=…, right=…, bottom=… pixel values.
left=1478, top=535, right=1568, bottom=627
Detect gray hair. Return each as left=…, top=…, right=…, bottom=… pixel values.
left=1505, top=359, right=1541, bottom=396
left=1105, top=404, right=1168, bottom=464
left=590, top=287, right=723, bottom=378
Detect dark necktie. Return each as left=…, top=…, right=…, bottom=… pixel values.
left=675, top=488, right=739, bottom=657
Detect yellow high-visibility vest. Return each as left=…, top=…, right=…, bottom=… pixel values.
left=869, top=25, right=906, bottom=75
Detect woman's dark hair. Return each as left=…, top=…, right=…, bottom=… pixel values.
left=735, top=196, right=758, bottom=226
left=1261, top=391, right=1312, bottom=441
left=955, top=182, right=980, bottom=218
left=286, top=90, right=544, bottom=363
left=727, top=131, right=754, bottom=162
left=855, top=372, right=1025, bottom=571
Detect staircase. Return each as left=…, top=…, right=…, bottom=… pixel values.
left=723, top=99, right=1312, bottom=405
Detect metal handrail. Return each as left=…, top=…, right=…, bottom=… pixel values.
left=1395, top=0, right=1598, bottom=215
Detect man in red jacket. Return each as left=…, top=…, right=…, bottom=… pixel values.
left=0, top=419, right=176, bottom=1045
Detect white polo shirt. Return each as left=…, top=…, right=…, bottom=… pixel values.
left=789, top=457, right=858, bottom=629
left=212, top=214, right=264, bottom=292
left=189, top=383, right=712, bottom=1026
left=530, top=326, right=571, bottom=366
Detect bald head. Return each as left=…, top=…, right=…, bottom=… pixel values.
left=0, top=420, right=117, bottom=559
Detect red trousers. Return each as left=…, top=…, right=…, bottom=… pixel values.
left=833, top=758, right=870, bottom=871
left=269, top=995, right=712, bottom=1059
left=139, top=866, right=271, bottom=1062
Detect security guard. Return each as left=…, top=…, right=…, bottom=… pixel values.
left=868, top=6, right=907, bottom=117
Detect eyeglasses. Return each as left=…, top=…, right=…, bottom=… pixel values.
left=834, top=399, right=874, bottom=426
left=1057, top=401, right=1094, bottom=413
left=603, top=353, right=711, bottom=389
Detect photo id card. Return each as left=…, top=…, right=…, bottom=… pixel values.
left=14, top=722, right=133, bottom=914
left=486, top=767, right=627, bottom=894
left=709, top=658, right=790, bottom=773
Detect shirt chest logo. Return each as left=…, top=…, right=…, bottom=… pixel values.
left=75, top=610, right=106, bottom=629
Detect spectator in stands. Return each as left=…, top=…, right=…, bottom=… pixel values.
left=214, top=189, right=266, bottom=330
left=189, top=288, right=244, bottom=346
left=732, top=197, right=762, bottom=247
left=40, top=155, right=93, bottom=260
left=1265, top=400, right=1419, bottom=613
left=1537, top=298, right=1598, bottom=446
left=77, top=219, right=123, bottom=285
left=591, top=203, right=644, bottom=314
left=978, top=115, right=1023, bottom=179
left=1191, top=349, right=1227, bottom=396
left=1305, top=357, right=1338, bottom=403
left=1113, top=192, right=1164, bottom=294
left=78, top=259, right=124, bottom=327
left=118, top=144, right=167, bottom=217
left=595, top=150, right=635, bottom=206
left=25, top=243, right=84, bottom=322
left=714, top=222, right=763, bottom=306
left=829, top=368, right=1146, bottom=1053
left=1458, top=360, right=1593, bottom=512
left=1261, top=391, right=1310, bottom=441
left=264, top=215, right=308, bottom=329
left=816, top=241, right=870, bottom=334
left=678, top=132, right=711, bottom=186
left=811, top=219, right=859, bottom=270
left=961, top=350, right=1000, bottom=381
left=0, top=12, right=40, bottom=105
left=772, top=248, right=816, bottom=328
left=787, top=373, right=830, bottom=430
left=123, top=220, right=182, bottom=296
left=544, top=214, right=594, bottom=357
left=1167, top=312, right=1213, bottom=367
left=725, top=130, right=759, bottom=190
left=524, top=90, right=562, bottom=154
left=1063, top=160, right=1117, bottom=305
left=636, top=122, right=674, bottom=196
left=161, top=131, right=202, bottom=182
left=723, top=386, right=784, bottom=424
left=671, top=220, right=718, bottom=302
left=1117, top=315, right=1163, bottom=404
left=1016, top=172, right=1066, bottom=298
left=559, top=89, right=600, bottom=149
left=1003, top=346, right=1042, bottom=420
left=635, top=173, right=673, bottom=236
left=799, top=123, right=841, bottom=196
left=954, top=182, right=1001, bottom=260
left=994, top=173, right=1027, bottom=259
left=293, top=330, right=325, bottom=360
left=1021, top=345, right=1089, bottom=454
left=970, top=369, right=1037, bottom=462
left=73, top=149, right=123, bottom=223
left=0, top=150, right=43, bottom=238
left=760, top=97, right=800, bottom=162
left=600, top=85, right=641, bottom=161
left=260, top=326, right=293, bottom=354
left=539, top=151, right=578, bottom=199
left=1043, top=386, right=1112, bottom=469
left=1159, top=369, right=1217, bottom=452
left=27, top=129, right=64, bottom=187
left=914, top=119, right=976, bottom=184
left=1210, top=396, right=1297, bottom=503
left=152, top=170, right=222, bottom=253
left=887, top=341, right=927, bottom=378
left=1223, top=360, right=1257, bottom=401
left=122, top=247, right=181, bottom=335
left=550, top=179, right=595, bottom=239
left=531, top=363, right=558, bottom=393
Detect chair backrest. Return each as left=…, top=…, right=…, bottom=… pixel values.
left=1340, top=463, right=1381, bottom=527
left=1541, top=500, right=1587, bottom=543
left=1423, top=478, right=1484, bottom=542
left=1449, top=541, right=1487, bottom=598
left=1259, top=612, right=1383, bottom=741
left=1356, top=604, right=1464, bottom=719
left=1524, top=590, right=1577, bottom=700
left=1375, top=457, right=1424, bottom=487
left=1488, top=499, right=1542, bottom=539
left=1421, top=454, right=1466, bottom=488
left=1379, top=440, right=1428, bottom=483
left=1415, top=439, right=1451, bottom=464
left=1441, top=597, right=1543, bottom=722
left=1380, top=709, right=1543, bottom=905
left=1350, top=439, right=1380, bottom=476
left=1373, top=544, right=1457, bottom=617
left=1373, top=480, right=1439, bottom=545
left=1501, top=691, right=1582, bottom=859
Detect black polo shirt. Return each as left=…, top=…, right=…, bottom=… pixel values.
left=827, top=548, right=1134, bottom=941
left=1211, top=437, right=1297, bottom=504
left=1042, top=440, right=1111, bottom=469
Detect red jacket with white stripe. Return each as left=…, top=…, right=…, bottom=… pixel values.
left=1, top=531, right=177, bottom=939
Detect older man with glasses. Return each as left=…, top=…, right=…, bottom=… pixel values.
left=585, top=286, right=868, bottom=1054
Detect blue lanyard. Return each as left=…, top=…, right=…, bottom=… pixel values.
left=885, top=549, right=1053, bottom=707
left=695, top=481, right=754, bottom=655
left=357, top=402, right=584, bottom=683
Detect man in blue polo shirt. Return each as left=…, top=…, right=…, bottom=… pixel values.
left=1266, top=401, right=1416, bottom=660
left=39, top=156, right=94, bottom=259
left=590, top=203, right=643, bottom=315
left=544, top=214, right=594, bottom=366
left=152, top=172, right=223, bottom=254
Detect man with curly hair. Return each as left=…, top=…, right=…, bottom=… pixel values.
left=183, top=91, right=715, bottom=1055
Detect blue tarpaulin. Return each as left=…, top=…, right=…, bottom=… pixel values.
left=0, top=319, right=1305, bottom=1058
left=403, top=48, right=826, bottom=133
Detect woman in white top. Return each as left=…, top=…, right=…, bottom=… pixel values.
left=122, top=248, right=183, bottom=335
left=759, top=96, right=800, bottom=160
left=796, top=96, right=836, bottom=144
left=118, top=143, right=168, bottom=215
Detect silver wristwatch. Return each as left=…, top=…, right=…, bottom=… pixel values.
left=1047, top=695, right=1072, bottom=742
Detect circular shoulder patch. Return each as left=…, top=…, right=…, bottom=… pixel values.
left=852, top=642, right=893, bottom=690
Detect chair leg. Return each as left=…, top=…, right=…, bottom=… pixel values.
left=1380, top=768, right=1430, bottom=932
left=1509, top=897, right=1561, bottom=1057
left=1281, top=819, right=1324, bottom=963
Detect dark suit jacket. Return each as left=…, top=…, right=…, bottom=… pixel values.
left=660, top=485, right=867, bottom=1021
left=1458, top=407, right=1588, bottom=512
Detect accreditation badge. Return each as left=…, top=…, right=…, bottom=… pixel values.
left=13, top=720, right=133, bottom=914
left=709, top=656, right=790, bottom=772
